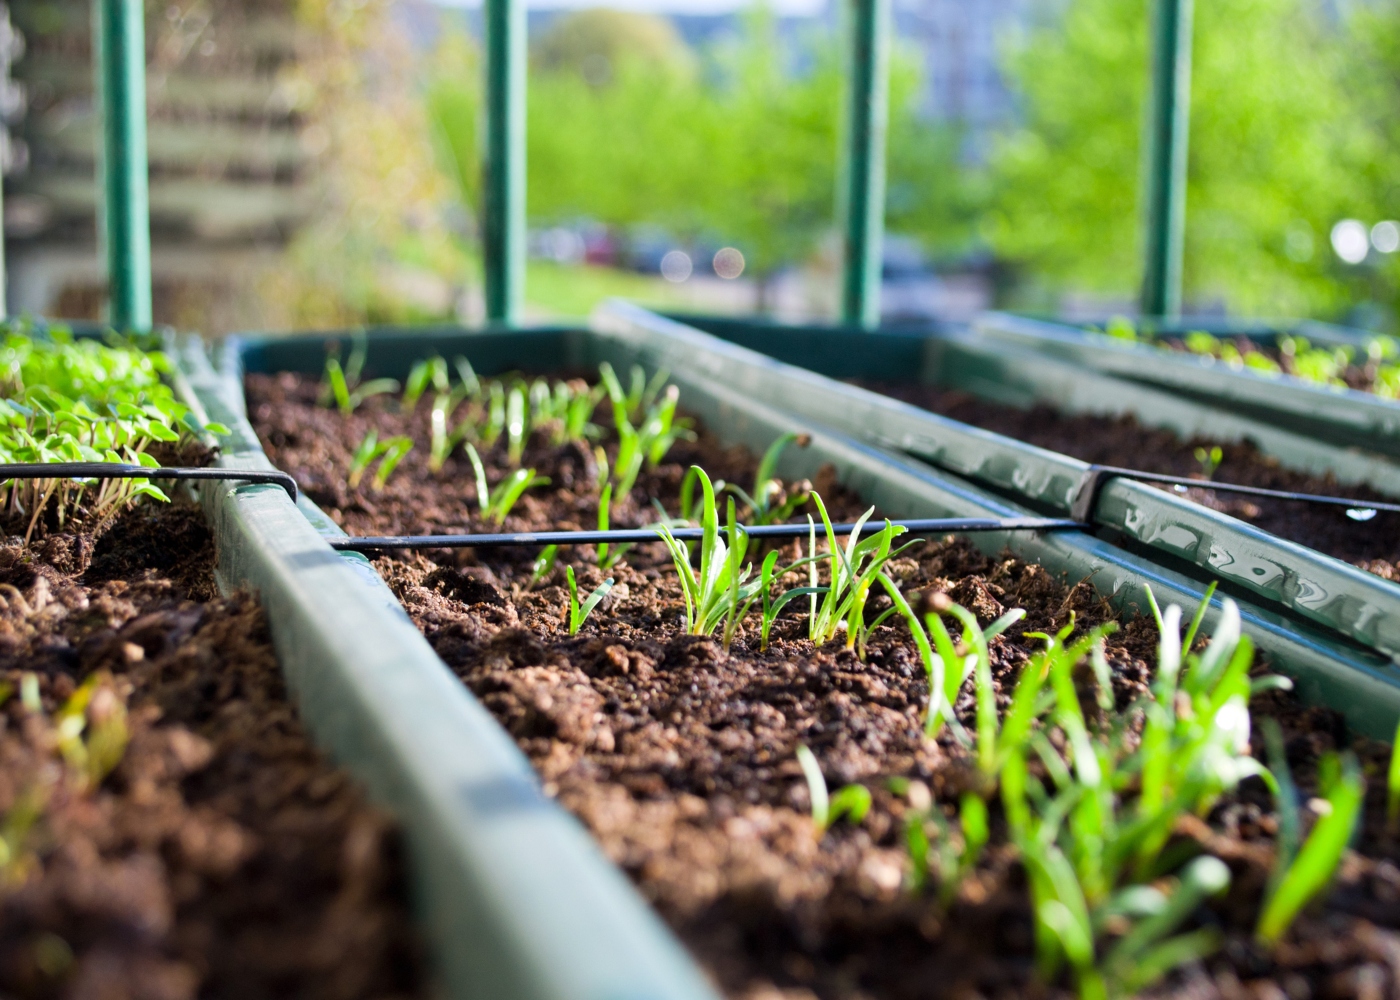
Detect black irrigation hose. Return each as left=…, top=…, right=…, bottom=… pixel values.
left=325, top=517, right=1086, bottom=552
left=1069, top=464, right=1400, bottom=523
left=0, top=463, right=299, bottom=502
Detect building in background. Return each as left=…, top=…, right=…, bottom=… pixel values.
left=5, top=0, right=310, bottom=330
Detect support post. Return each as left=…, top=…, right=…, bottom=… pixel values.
left=483, top=0, right=524, bottom=326
left=839, top=0, right=889, bottom=330
left=1140, top=0, right=1193, bottom=319
left=94, top=0, right=152, bottom=331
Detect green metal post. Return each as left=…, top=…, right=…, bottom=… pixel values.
left=483, top=0, right=524, bottom=326
left=94, top=0, right=152, bottom=331
left=1140, top=0, right=1193, bottom=319
left=839, top=0, right=890, bottom=330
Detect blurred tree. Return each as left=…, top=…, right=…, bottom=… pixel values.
left=988, top=0, right=1364, bottom=319
left=533, top=8, right=696, bottom=83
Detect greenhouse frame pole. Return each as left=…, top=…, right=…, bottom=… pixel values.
left=840, top=0, right=890, bottom=330
left=1140, top=0, right=1193, bottom=319
left=483, top=0, right=525, bottom=326
left=94, top=0, right=153, bottom=331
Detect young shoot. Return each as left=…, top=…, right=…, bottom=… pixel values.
left=506, top=384, right=527, bottom=465
left=1389, top=714, right=1400, bottom=834
left=655, top=466, right=764, bottom=643
left=322, top=343, right=398, bottom=416
left=465, top=443, right=550, bottom=525
left=795, top=744, right=871, bottom=834
left=1256, top=750, right=1365, bottom=945
left=527, top=544, right=560, bottom=590
left=724, top=432, right=812, bottom=525
left=1194, top=445, right=1223, bottom=479
left=595, top=484, right=632, bottom=571
left=565, top=566, right=613, bottom=635
left=371, top=436, right=414, bottom=491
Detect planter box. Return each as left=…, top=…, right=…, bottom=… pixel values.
left=219, top=318, right=1399, bottom=754
left=596, top=303, right=1400, bottom=686
left=170, top=333, right=720, bottom=1000
left=974, top=311, right=1400, bottom=459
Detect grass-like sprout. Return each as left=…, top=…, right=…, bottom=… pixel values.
left=370, top=436, right=413, bottom=491
left=428, top=389, right=474, bottom=473
left=1194, top=445, right=1223, bottom=479
left=894, top=778, right=989, bottom=904
left=756, top=550, right=823, bottom=651
left=1256, top=750, right=1365, bottom=945
left=402, top=355, right=451, bottom=412
left=348, top=430, right=382, bottom=489
left=724, top=432, right=813, bottom=525
left=655, top=466, right=765, bottom=643
left=795, top=744, right=871, bottom=833
left=796, top=493, right=919, bottom=651
left=595, top=484, right=633, bottom=571
left=565, top=565, right=613, bottom=635
left=527, top=544, right=559, bottom=590
left=481, top=382, right=506, bottom=446
left=323, top=340, right=399, bottom=417
left=600, top=364, right=692, bottom=506
left=465, top=443, right=550, bottom=525
left=506, top=384, right=527, bottom=465
left=1388, top=715, right=1400, bottom=833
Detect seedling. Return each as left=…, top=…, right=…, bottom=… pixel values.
left=371, top=436, right=414, bottom=490
left=322, top=341, right=399, bottom=416
left=655, top=466, right=764, bottom=642
left=1256, top=750, right=1365, bottom=945
left=348, top=430, right=382, bottom=488
left=402, top=355, right=450, bottom=412
left=595, top=484, right=633, bottom=571
left=1194, top=445, right=1223, bottom=479
left=528, top=545, right=560, bottom=589
left=506, top=384, right=527, bottom=465
left=1388, top=714, right=1400, bottom=833
left=601, top=364, right=693, bottom=505
left=895, top=780, right=989, bottom=905
left=465, top=443, right=550, bottom=525
left=757, top=550, right=823, bottom=651
left=795, top=744, right=871, bottom=833
left=565, top=565, right=613, bottom=635
left=724, top=432, right=812, bottom=525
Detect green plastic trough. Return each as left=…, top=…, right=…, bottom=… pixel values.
left=973, top=311, right=1400, bottom=459
left=170, top=334, right=722, bottom=1000
left=604, top=303, right=1400, bottom=674
left=230, top=318, right=1400, bottom=762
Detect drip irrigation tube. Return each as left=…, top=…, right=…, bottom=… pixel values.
left=0, top=462, right=299, bottom=501
left=1068, top=466, right=1399, bottom=523
left=326, top=516, right=1084, bottom=552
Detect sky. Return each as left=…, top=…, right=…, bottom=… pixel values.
left=426, top=0, right=826, bottom=18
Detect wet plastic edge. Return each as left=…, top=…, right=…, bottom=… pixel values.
left=173, top=334, right=722, bottom=1000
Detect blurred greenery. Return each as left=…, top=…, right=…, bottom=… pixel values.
left=987, top=0, right=1365, bottom=319
left=286, top=0, right=1400, bottom=330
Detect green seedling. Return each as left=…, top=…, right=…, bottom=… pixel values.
left=481, top=382, right=506, bottom=446
left=465, top=443, right=550, bottom=525
left=1194, top=445, right=1223, bottom=479
left=795, top=744, right=871, bottom=833
left=724, top=432, right=812, bottom=525
left=897, top=783, right=989, bottom=905
left=528, top=545, right=560, bottom=589
left=506, top=384, right=527, bottom=465
left=370, top=436, right=414, bottom=490
left=453, top=355, right=481, bottom=398
left=757, top=550, right=823, bottom=651
left=1256, top=750, right=1365, bottom=945
left=795, top=493, right=919, bottom=651
left=402, top=355, right=450, bottom=412
left=428, top=390, right=474, bottom=473
left=655, top=466, right=764, bottom=643
left=1389, top=713, right=1400, bottom=834
left=323, top=345, right=399, bottom=416
left=565, top=565, right=613, bottom=635
left=595, top=484, right=633, bottom=571
left=348, top=430, right=384, bottom=488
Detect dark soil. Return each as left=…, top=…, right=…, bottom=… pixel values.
left=865, top=382, right=1400, bottom=582
left=249, top=371, right=1400, bottom=1000
left=0, top=499, right=426, bottom=1000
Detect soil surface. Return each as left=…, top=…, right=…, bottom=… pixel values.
left=865, top=382, right=1400, bottom=581
left=249, top=371, right=1400, bottom=1000
left=0, top=498, right=426, bottom=1000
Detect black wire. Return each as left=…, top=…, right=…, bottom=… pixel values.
left=325, top=516, right=1084, bottom=551
left=1069, top=464, right=1395, bottom=523
left=0, top=463, right=299, bottom=502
